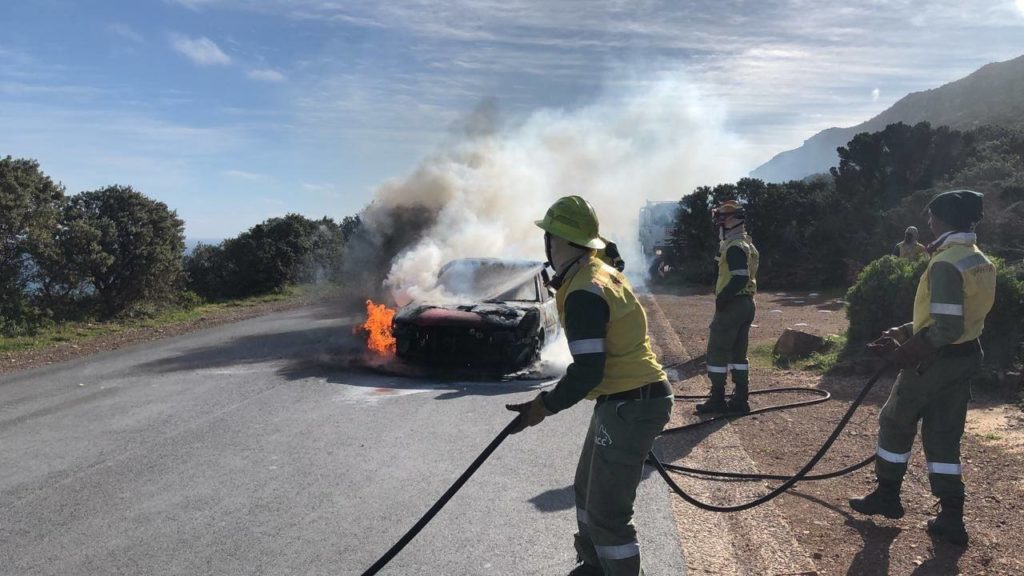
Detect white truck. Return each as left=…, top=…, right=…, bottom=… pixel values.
left=639, top=201, right=680, bottom=277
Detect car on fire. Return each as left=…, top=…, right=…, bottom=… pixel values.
left=391, top=258, right=560, bottom=373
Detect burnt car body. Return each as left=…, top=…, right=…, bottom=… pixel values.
left=392, top=259, right=560, bottom=373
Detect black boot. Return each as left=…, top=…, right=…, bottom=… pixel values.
left=567, top=562, right=604, bottom=576
left=726, top=382, right=750, bottom=414
left=695, top=383, right=728, bottom=414
left=927, top=497, right=969, bottom=546
left=849, top=479, right=905, bottom=519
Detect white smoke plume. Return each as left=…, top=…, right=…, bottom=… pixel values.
left=360, top=70, right=758, bottom=302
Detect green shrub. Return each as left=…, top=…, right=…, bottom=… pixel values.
left=846, top=255, right=1024, bottom=370
left=845, top=256, right=926, bottom=345
left=984, top=260, right=1024, bottom=368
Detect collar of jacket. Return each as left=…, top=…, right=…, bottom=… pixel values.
left=928, top=231, right=977, bottom=253
left=721, top=225, right=747, bottom=243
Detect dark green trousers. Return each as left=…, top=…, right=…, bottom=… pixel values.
left=574, top=394, right=673, bottom=576
left=706, top=295, right=755, bottom=394
left=875, top=352, right=979, bottom=499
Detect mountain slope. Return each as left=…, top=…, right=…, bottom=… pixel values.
left=751, top=54, right=1024, bottom=182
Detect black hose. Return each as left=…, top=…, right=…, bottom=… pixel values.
left=359, top=417, right=520, bottom=576
left=359, top=364, right=890, bottom=573
left=648, top=363, right=888, bottom=512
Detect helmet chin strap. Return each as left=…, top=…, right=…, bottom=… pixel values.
left=718, top=219, right=744, bottom=240
left=544, top=233, right=587, bottom=289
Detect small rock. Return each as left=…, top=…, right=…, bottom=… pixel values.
left=773, top=328, right=826, bottom=360
left=794, top=322, right=809, bottom=327
left=812, top=552, right=823, bottom=560
left=809, top=293, right=820, bottom=297
left=78, top=383, right=84, bottom=387
left=770, top=309, right=783, bottom=314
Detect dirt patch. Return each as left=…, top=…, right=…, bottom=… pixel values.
left=649, top=285, right=1024, bottom=576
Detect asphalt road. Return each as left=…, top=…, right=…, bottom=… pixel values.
left=0, top=303, right=686, bottom=575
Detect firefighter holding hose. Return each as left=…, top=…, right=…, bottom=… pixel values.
left=850, top=190, right=996, bottom=546
left=506, top=195, right=673, bottom=576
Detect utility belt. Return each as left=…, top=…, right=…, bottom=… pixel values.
left=596, top=380, right=673, bottom=404
left=937, top=339, right=982, bottom=358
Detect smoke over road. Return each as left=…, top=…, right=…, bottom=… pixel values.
left=346, top=71, right=756, bottom=302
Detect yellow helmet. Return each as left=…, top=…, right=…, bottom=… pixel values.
left=712, top=200, right=745, bottom=224
left=535, top=196, right=606, bottom=249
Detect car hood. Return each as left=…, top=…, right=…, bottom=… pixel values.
left=395, top=302, right=536, bottom=329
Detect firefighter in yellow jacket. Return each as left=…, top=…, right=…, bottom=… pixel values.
left=506, top=196, right=673, bottom=576
left=850, top=190, right=996, bottom=547
left=696, top=200, right=759, bottom=414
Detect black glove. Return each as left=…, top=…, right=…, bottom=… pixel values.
left=888, top=332, right=935, bottom=369
left=867, top=335, right=900, bottom=357
left=505, top=393, right=550, bottom=434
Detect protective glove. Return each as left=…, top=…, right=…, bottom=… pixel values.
left=867, top=335, right=900, bottom=357
left=505, top=393, right=551, bottom=434
left=887, top=332, right=936, bottom=369
left=881, top=325, right=912, bottom=345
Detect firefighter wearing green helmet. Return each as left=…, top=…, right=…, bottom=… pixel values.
left=850, top=190, right=996, bottom=547
left=695, top=200, right=759, bottom=414
left=505, top=195, right=673, bottom=576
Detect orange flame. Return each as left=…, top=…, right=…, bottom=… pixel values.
left=358, top=300, right=396, bottom=355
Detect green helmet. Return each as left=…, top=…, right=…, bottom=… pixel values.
left=535, top=196, right=606, bottom=249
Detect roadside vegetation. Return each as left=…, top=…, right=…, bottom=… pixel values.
left=0, top=155, right=363, bottom=351
left=657, top=122, right=1024, bottom=378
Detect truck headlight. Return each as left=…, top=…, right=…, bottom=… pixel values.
left=655, top=249, right=663, bottom=256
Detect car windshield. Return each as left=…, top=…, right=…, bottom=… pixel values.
left=436, top=260, right=540, bottom=302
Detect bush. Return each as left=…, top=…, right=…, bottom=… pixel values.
left=846, top=255, right=1024, bottom=369
left=845, top=256, right=926, bottom=345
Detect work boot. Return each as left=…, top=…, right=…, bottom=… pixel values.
left=927, top=497, right=969, bottom=546
left=695, top=386, right=728, bottom=414
left=726, top=382, right=750, bottom=414
left=725, top=397, right=751, bottom=414
left=849, top=480, right=905, bottom=519
left=567, top=562, right=604, bottom=576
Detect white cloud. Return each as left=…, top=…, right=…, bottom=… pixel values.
left=224, top=169, right=272, bottom=182
left=1017, top=0, right=1024, bottom=16
left=106, top=23, right=143, bottom=43
left=872, top=87, right=880, bottom=101
left=168, top=0, right=219, bottom=10
left=247, top=68, right=287, bottom=82
left=169, top=34, right=231, bottom=66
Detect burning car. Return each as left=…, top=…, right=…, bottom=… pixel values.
left=391, top=258, right=560, bottom=373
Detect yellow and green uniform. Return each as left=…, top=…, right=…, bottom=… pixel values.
left=893, top=240, right=928, bottom=260
left=706, top=228, right=758, bottom=400
left=541, top=254, right=672, bottom=576
left=875, top=232, right=996, bottom=499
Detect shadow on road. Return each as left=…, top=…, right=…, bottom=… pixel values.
left=135, top=312, right=552, bottom=399
left=529, top=485, right=575, bottom=513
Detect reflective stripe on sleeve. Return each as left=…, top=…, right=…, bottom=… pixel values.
left=930, top=303, right=964, bottom=316
left=568, top=338, right=606, bottom=355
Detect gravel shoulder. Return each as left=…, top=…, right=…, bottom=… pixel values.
left=650, top=285, right=1024, bottom=576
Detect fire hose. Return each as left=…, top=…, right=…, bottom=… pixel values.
left=359, top=363, right=890, bottom=575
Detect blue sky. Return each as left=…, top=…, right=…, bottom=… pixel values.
left=2, top=0, right=1023, bottom=239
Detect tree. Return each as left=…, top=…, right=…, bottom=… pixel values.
left=63, top=185, right=185, bottom=316
left=0, top=157, right=64, bottom=333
